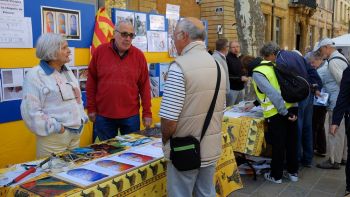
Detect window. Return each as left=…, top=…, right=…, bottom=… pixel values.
left=264, top=14, right=269, bottom=42
left=274, top=17, right=281, bottom=45
left=309, top=25, right=315, bottom=48
left=319, top=27, right=323, bottom=40
left=341, top=2, right=343, bottom=21
left=327, top=29, right=331, bottom=37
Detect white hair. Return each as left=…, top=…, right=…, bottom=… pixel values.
left=176, top=18, right=206, bottom=41
left=36, top=33, right=65, bottom=61
left=114, top=19, right=133, bottom=31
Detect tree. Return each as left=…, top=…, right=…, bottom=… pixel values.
left=234, top=0, right=265, bottom=56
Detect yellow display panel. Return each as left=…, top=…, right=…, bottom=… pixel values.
left=0, top=46, right=168, bottom=167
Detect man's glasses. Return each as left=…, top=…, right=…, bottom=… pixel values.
left=115, top=30, right=136, bottom=39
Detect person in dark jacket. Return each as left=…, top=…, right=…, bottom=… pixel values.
left=260, top=42, right=322, bottom=167
left=330, top=67, right=350, bottom=197
left=226, top=41, right=249, bottom=105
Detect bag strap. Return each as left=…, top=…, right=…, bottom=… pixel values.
left=328, top=56, right=349, bottom=66
left=200, top=60, right=221, bottom=141
left=62, top=68, right=73, bottom=82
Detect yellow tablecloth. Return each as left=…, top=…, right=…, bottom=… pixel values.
left=222, top=116, right=266, bottom=156
left=1, top=133, right=242, bottom=197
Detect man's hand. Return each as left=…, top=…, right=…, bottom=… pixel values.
left=244, top=103, right=254, bottom=111
left=288, top=114, right=297, bottom=122
left=330, top=124, right=339, bottom=136
left=315, top=90, right=321, bottom=97
left=143, top=117, right=152, bottom=129
left=88, top=112, right=96, bottom=122
left=59, top=125, right=65, bottom=134
left=241, top=76, right=249, bottom=82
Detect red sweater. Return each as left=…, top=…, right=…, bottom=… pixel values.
left=87, top=40, right=152, bottom=119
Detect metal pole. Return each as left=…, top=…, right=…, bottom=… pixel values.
left=332, top=0, right=335, bottom=37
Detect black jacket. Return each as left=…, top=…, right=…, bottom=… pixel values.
left=226, top=52, right=244, bottom=90
left=332, top=67, right=350, bottom=126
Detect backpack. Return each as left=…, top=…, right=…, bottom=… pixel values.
left=258, top=62, right=310, bottom=103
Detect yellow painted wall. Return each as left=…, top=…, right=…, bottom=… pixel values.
left=0, top=48, right=171, bottom=168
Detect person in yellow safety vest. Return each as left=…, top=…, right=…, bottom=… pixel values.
left=245, top=57, right=299, bottom=184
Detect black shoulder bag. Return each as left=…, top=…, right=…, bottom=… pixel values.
left=170, top=61, right=221, bottom=171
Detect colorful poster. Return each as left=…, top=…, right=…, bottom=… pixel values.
left=150, top=77, right=159, bottom=98
left=77, top=66, right=88, bottom=92
left=129, top=139, right=164, bottom=158
left=132, top=36, right=147, bottom=52
left=41, top=6, right=81, bottom=40
left=118, top=152, right=155, bottom=163
left=95, top=160, right=134, bottom=172
left=159, top=63, right=169, bottom=91
left=114, top=10, right=134, bottom=26
left=20, top=177, right=78, bottom=196
left=147, top=31, right=167, bottom=52
left=55, top=168, right=108, bottom=187
left=168, top=19, right=178, bottom=57
left=149, top=14, right=165, bottom=31
left=1, top=68, right=24, bottom=101
left=166, top=4, right=180, bottom=20
left=134, top=12, right=146, bottom=36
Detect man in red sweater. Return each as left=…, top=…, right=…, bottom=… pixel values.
left=87, top=20, right=152, bottom=141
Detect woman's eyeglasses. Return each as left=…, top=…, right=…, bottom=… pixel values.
left=115, top=30, right=136, bottom=39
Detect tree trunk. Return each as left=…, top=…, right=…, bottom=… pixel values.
left=234, top=0, right=265, bottom=56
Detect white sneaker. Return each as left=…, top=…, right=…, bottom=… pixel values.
left=287, top=173, right=298, bottom=182
left=264, top=172, right=282, bottom=184
left=283, top=171, right=299, bottom=182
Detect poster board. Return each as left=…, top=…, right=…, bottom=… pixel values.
left=0, top=0, right=95, bottom=123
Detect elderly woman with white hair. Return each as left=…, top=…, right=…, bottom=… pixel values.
left=21, top=33, right=88, bottom=159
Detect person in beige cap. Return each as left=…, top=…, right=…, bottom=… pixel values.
left=315, top=38, right=348, bottom=169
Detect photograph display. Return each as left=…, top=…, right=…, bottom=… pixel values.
left=41, top=6, right=81, bottom=40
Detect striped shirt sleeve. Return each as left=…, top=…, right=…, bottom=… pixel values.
left=159, top=63, right=185, bottom=121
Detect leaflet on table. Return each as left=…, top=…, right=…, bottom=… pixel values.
left=128, top=139, right=163, bottom=158
left=53, top=151, right=156, bottom=187
left=224, top=106, right=263, bottom=118
left=0, top=160, right=45, bottom=187
left=314, top=92, right=329, bottom=106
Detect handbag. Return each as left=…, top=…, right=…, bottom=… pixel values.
left=170, top=61, right=221, bottom=171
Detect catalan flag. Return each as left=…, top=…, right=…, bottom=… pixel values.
left=91, top=7, right=115, bottom=55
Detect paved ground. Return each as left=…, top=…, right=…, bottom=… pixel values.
left=230, top=156, right=346, bottom=197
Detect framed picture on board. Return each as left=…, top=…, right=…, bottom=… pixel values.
left=41, top=6, right=81, bottom=40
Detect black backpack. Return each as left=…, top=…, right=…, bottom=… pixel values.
left=257, top=62, right=310, bottom=103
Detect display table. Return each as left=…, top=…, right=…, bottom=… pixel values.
left=222, top=107, right=266, bottom=156
left=0, top=131, right=242, bottom=197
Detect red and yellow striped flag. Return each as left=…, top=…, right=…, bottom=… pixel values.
left=91, top=7, right=115, bottom=55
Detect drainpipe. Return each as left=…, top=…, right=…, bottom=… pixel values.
left=271, top=0, right=275, bottom=41
left=331, top=0, right=335, bottom=37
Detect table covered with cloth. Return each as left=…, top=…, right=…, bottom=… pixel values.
left=0, top=130, right=242, bottom=197
left=222, top=106, right=267, bottom=156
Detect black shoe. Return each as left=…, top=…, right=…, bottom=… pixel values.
left=316, top=159, right=340, bottom=169
left=341, top=160, right=347, bottom=166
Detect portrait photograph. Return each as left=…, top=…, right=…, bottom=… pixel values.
left=42, top=10, right=56, bottom=34
left=41, top=6, right=81, bottom=40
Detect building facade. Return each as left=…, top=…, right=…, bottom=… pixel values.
left=102, top=0, right=350, bottom=54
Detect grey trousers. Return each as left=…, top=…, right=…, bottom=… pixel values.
left=167, top=162, right=216, bottom=197
left=327, top=111, right=347, bottom=163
